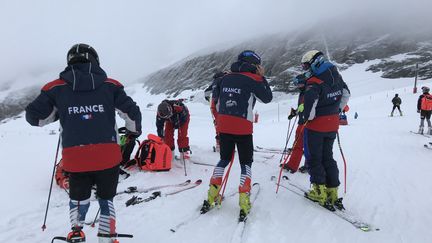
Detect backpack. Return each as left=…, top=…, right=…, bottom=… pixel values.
left=421, top=94, right=432, bottom=111
left=134, top=134, right=172, bottom=171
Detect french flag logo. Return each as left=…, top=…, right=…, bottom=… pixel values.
left=81, top=114, right=93, bottom=120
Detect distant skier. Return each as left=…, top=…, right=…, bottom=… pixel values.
left=25, top=44, right=142, bottom=243
left=417, top=86, right=432, bottom=135
left=282, top=73, right=307, bottom=173
left=156, top=99, right=191, bottom=159
left=204, top=71, right=229, bottom=152
left=201, top=50, right=272, bottom=220
left=391, top=94, right=403, bottom=116
left=299, top=50, right=350, bottom=209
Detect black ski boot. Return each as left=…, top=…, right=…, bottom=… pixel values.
left=200, top=200, right=211, bottom=214
left=334, top=198, right=345, bottom=210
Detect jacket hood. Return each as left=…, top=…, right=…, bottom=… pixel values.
left=59, top=63, right=107, bottom=91
left=230, top=61, right=257, bottom=73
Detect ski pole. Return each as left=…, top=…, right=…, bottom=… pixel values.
left=279, top=116, right=298, bottom=164
left=217, top=152, right=235, bottom=206
left=276, top=122, right=307, bottom=194
left=42, top=134, right=61, bottom=231
left=90, top=208, right=100, bottom=227
left=336, top=132, right=347, bottom=194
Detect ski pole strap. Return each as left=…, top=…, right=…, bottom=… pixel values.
left=97, top=233, right=133, bottom=238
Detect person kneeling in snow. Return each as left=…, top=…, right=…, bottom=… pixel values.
left=156, top=99, right=191, bottom=159
left=300, top=50, right=350, bottom=210
left=26, top=44, right=142, bottom=243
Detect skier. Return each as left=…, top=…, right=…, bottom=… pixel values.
left=201, top=50, right=273, bottom=220
left=282, top=73, right=307, bottom=173
left=204, top=71, right=229, bottom=152
left=25, top=44, right=142, bottom=243
left=417, top=86, right=432, bottom=135
left=299, top=50, right=350, bottom=209
left=156, top=99, right=191, bottom=159
left=391, top=94, right=403, bottom=116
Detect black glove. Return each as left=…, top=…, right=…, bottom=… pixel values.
left=288, top=108, right=297, bottom=120
left=205, top=95, right=210, bottom=102
left=126, top=130, right=141, bottom=139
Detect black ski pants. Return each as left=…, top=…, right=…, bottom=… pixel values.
left=303, top=129, right=340, bottom=188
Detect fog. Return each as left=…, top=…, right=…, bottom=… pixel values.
left=1, top=0, right=431, bottom=88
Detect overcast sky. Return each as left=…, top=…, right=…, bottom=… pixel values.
left=1, top=0, right=431, bottom=88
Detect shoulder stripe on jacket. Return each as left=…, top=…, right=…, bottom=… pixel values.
left=307, top=77, right=323, bottom=85
left=42, top=79, right=67, bottom=91
left=105, top=78, right=124, bottom=87
left=238, top=72, right=264, bottom=82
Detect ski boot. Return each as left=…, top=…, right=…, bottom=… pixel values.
left=200, top=184, right=220, bottom=214
left=298, top=165, right=308, bottom=173
left=66, top=227, right=86, bottom=243
left=281, top=163, right=296, bottom=173
left=305, top=184, right=334, bottom=211
left=239, top=192, right=251, bottom=222
left=419, top=126, right=424, bottom=135
left=327, top=187, right=345, bottom=210
left=97, top=233, right=119, bottom=243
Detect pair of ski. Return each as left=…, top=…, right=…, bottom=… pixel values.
left=424, top=142, right=432, bottom=150
left=410, top=131, right=431, bottom=138
left=170, top=183, right=260, bottom=243
left=173, top=155, right=215, bottom=167
left=272, top=175, right=379, bottom=232
left=254, top=146, right=290, bottom=154
left=51, top=233, right=133, bottom=243
left=125, top=179, right=202, bottom=206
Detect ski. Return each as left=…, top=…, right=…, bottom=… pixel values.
left=272, top=176, right=379, bottom=232
left=170, top=190, right=238, bottom=233
left=230, top=183, right=261, bottom=243
left=125, top=179, right=202, bottom=206
left=118, top=179, right=191, bottom=195
left=254, top=146, right=291, bottom=154
left=410, top=131, right=431, bottom=138
left=424, top=144, right=432, bottom=150
left=51, top=233, right=133, bottom=243
left=174, top=155, right=215, bottom=167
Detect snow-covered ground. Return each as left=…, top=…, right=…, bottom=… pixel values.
left=1, top=62, right=432, bottom=243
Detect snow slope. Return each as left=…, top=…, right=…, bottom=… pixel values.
left=1, top=62, right=432, bottom=243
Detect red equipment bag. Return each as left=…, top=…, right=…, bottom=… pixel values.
left=421, top=94, right=432, bottom=111
left=134, top=134, right=172, bottom=171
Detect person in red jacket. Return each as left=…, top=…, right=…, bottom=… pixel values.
left=417, top=86, right=432, bottom=135
left=282, top=74, right=307, bottom=173
left=26, top=44, right=142, bottom=243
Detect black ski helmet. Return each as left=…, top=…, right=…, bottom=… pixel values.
left=67, top=43, right=99, bottom=65
left=157, top=101, right=173, bottom=119
left=238, top=50, right=261, bottom=65
left=421, top=86, right=430, bottom=93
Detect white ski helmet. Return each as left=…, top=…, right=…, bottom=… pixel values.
left=301, top=50, right=323, bottom=70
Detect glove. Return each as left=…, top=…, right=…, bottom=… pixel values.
left=417, top=110, right=421, bottom=113
left=205, top=95, right=210, bottom=102
left=126, top=130, right=141, bottom=139
left=288, top=108, right=297, bottom=120
left=297, top=104, right=304, bottom=113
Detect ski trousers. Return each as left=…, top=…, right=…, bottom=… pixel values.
left=164, top=116, right=190, bottom=152
left=303, top=129, right=340, bottom=188
left=210, top=133, right=253, bottom=193
left=286, top=124, right=305, bottom=171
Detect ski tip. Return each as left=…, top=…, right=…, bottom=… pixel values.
left=282, top=175, right=289, bottom=180
left=195, top=179, right=203, bottom=184
left=252, top=182, right=260, bottom=186
left=170, top=229, right=176, bottom=233
left=185, top=179, right=191, bottom=183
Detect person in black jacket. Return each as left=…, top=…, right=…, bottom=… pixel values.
left=156, top=99, right=191, bottom=159
left=26, top=44, right=142, bottom=243
left=201, top=50, right=272, bottom=220
left=300, top=50, right=350, bottom=210
left=391, top=94, right=403, bottom=116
